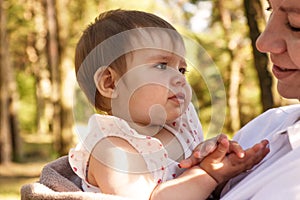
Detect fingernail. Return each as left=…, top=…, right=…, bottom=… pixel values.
left=240, top=152, right=245, bottom=158
left=194, top=151, right=201, bottom=158
left=178, top=163, right=182, bottom=168
left=262, top=139, right=269, bottom=144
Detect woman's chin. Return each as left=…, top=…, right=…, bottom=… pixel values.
left=277, top=84, right=300, bottom=100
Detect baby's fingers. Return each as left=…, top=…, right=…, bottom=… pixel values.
left=179, top=136, right=219, bottom=168
left=194, top=139, right=218, bottom=158
left=208, top=136, right=230, bottom=162
left=229, top=141, right=245, bottom=158
left=179, top=157, right=196, bottom=168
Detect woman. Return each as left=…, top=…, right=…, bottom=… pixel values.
left=220, top=0, right=300, bottom=198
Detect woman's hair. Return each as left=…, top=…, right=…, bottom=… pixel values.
left=75, top=9, right=177, bottom=112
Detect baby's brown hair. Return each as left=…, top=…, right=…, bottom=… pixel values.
left=75, top=9, right=178, bottom=112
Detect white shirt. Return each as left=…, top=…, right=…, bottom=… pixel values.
left=221, top=104, right=300, bottom=200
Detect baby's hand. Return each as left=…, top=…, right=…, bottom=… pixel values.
left=179, top=134, right=244, bottom=168
left=200, top=138, right=269, bottom=184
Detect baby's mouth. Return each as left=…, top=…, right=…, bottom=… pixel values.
left=169, top=92, right=186, bottom=104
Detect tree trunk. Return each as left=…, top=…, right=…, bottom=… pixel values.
left=228, top=58, right=242, bottom=133
left=56, top=0, right=76, bottom=155
left=59, top=59, right=75, bottom=154
left=28, top=0, right=53, bottom=136
left=244, top=0, right=274, bottom=111
left=0, top=0, right=21, bottom=163
left=215, top=0, right=241, bottom=133
left=45, top=0, right=62, bottom=154
left=0, top=0, right=12, bottom=164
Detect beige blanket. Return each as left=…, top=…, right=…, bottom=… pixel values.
left=20, top=156, right=131, bottom=200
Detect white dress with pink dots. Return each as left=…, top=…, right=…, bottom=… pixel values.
left=69, top=103, right=203, bottom=193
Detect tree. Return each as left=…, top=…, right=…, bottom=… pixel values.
left=243, top=0, right=274, bottom=111
left=56, top=0, right=77, bottom=155
left=214, top=0, right=242, bottom=133
left=45, top=0, right=76, bottom=155
left=0, top=0, right=12, bottom=164
left=45, top=0, right=63, bottom=154
left=0, top=0, right=21, bottom=163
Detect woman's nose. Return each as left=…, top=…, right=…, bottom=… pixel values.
left=256, top=17, right=287, bottom=54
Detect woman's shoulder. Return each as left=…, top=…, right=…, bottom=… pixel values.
left=233, top=104, right=300, bottom=146
left=263, top=104, right=300, bottom=116
left=245, top=104, right=300, bottom=125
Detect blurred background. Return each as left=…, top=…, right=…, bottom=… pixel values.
left=0, top=0, right=297, bottom=199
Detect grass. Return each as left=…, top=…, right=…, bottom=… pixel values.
left=0, top=134, right=55, bottom=200
left=0, top=161, right=48, bottom=200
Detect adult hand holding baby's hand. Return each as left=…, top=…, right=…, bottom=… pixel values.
left=179, top=134, right=245, bottom=169
left=199, top=138, right=270, bottom=184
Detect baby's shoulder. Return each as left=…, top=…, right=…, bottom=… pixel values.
left=87, top=114, right=166, bottom=156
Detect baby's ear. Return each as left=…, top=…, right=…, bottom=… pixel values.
left=94, top=66, right=119, bottom=98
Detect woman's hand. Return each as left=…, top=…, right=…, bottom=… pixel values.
left=179, top=134, right=245, bottom=169
left=199, top=138, right=270, bottom=184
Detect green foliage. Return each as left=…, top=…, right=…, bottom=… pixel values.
left=7, top=1, right=35, bottom=71
left=16, top=71, right=37, bottom=134
left=99, top=0, right=156, bottom=11
left=6, top=0, right=272, bottom=142
left=239, top=57, right=262, bottom=125
left=178, top=0, right=264, bottom=137
left=73, top=86, right=95, bottom=125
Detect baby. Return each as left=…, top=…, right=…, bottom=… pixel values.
left=69, top=9, right=269, bottom=199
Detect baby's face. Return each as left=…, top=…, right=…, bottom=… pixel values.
left=111, top=31, right=191, bottom=126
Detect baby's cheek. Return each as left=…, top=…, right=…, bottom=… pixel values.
left=185, top=85, right=192, bottom=105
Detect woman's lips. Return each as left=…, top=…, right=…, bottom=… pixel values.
left=272, top=65, right=299, bottom=79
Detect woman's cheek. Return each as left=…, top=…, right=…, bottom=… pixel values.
left=290, top=40, right=300, bottom=69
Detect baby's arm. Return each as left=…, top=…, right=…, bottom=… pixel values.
left=88, top=137, right=155, bottom=199
left=88, top=137, right=219, bottom=200
left=153, top=138, right=269, bottom=199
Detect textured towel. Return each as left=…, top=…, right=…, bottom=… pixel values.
left=20, top=156, right=131, bottom=200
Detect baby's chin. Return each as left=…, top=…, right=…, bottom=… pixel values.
left=165, top=112, right=185, bottom=123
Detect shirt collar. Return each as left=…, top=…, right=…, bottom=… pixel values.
left=287, top=119, right=300, bottom=150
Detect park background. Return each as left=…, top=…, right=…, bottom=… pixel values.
left=0, top=0, right=297, bottom=199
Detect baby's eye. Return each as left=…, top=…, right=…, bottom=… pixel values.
left=155, top=63, right=168, bottom=70
left=179, top=67, right=187, bottom=74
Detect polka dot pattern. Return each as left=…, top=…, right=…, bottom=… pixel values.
left=69, top=103, right=204, bottom=192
